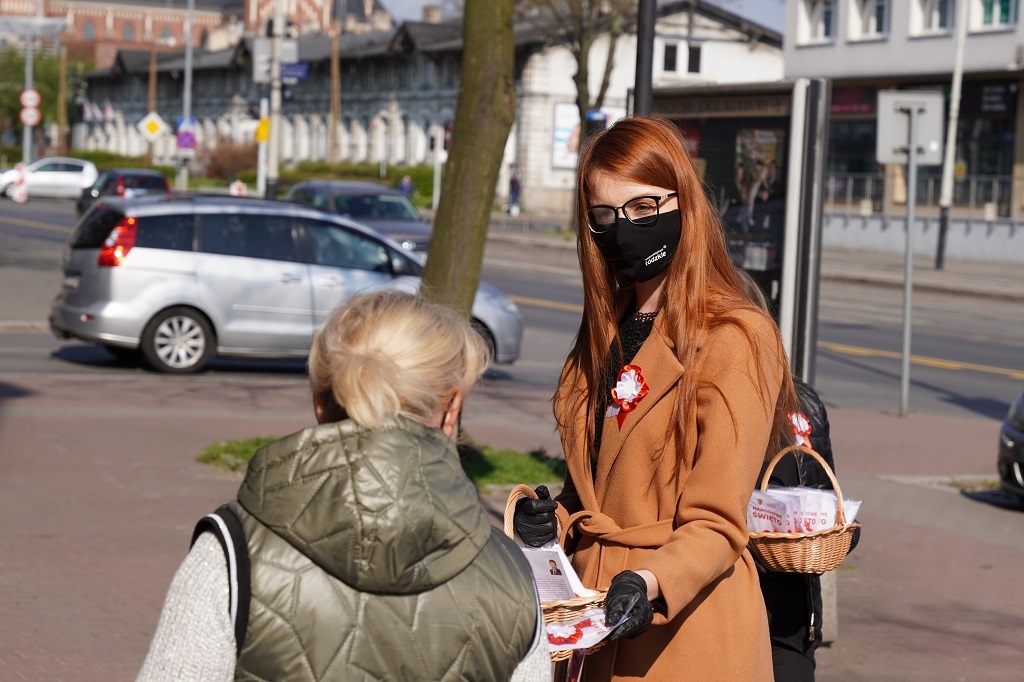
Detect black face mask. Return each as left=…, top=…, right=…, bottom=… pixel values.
left=593, top=209, right=681, bottom=283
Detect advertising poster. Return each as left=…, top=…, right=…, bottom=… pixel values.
left=723, top=128, right=786, bottom=236
left=551, top=103, right=625, bottom=169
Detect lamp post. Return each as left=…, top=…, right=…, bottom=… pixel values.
left=175, top=0, right=195, bottom=191
left=935, top=0, right=970, bottom=270
left=22, top=0, right=42, bottom=164
left=633, top=0, right=655, bottom=115
left=265, top=0, right=284, bottom=199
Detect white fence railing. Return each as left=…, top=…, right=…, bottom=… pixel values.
left=825, top=172, right=1018, bottom=223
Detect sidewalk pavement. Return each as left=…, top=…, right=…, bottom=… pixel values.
left=483, top=220, right=1024, bottom=303
left=1, top=226, right=1023, bottom=680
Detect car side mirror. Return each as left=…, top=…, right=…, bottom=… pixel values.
left=390, top=254, right=413, bottom=276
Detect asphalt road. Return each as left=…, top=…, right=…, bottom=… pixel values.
left=2, top=196, right=1021, bottom=434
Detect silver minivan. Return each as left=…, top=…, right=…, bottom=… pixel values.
left=50, top=194, right=523, bottom=373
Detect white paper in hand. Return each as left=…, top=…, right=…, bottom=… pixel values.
left=520, top=541, right=596, bottom=601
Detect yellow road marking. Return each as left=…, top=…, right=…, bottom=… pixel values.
left=504, top=306, right=1024, bottom=380
left=818, top=340, right=1024, bottom=380
left=2, top=216, right=72, bottom=234
left=510, top=295, right=583, bottom=313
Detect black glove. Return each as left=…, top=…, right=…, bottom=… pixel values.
left=604, top=570, right=655, bottom=641
left=512, top=485, right=558, bottom=547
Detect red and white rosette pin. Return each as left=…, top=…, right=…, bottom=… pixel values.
left=610, top=364, right=649, bottom=429
left=789, top=411, right=812, bottom=446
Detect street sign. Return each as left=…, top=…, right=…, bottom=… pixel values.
left=280, top=62, right=309, bottom=82
left=176, top=129, right=197, bottom=150
left=252, top=38, right=299, bottom=84
left=176, top=116, right=197, bottom=150
left=255, top=116, right=269, bottom=143
left=19, top=107, right=40, bottom=127
left=19, top=88, right=40, bottom=109
left=876, top=91, right=944, bottom=166
left=137, top=111, right=170, bottom=142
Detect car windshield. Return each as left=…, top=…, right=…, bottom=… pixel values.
left=89, top=173, right=109, bottom=191
left=126, top=175, right=169, bottom=190
left=334, top=193, right=420, bottom=221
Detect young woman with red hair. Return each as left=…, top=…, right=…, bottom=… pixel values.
left=514, top=116, right=797, bottom=680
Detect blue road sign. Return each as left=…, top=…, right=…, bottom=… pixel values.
left=176, top=130, right=197, bottom=150
left=280, top=62, right=309, bottom=81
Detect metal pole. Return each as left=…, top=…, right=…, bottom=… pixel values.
left=633, top=0, right=655, bottom=116
left=935, top=0, right=969, bottom=270
left=22, top=0, right=40, bottom=164
left=265, top=0, right=283, bottom=199
left=900, top=106, right=919, bottom=417
left=432, top=128, right=442, bottom=209
left=257, top=96, right=268, bottom=195
left=175, top=0, right=195, bottom=191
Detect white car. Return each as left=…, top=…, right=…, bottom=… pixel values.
left=0, top=157, right=99, bottom=200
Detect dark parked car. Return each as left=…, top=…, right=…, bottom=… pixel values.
left=76, top=168, right=171, bottom=216
left=286, top=180, right=432, bottom=253
left=997, top=390, right=1024, bottom=501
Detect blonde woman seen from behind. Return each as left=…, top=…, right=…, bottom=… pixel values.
left=138, top=290, right=551, bottom=682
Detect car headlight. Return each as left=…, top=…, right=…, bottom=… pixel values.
left=485, top=293, right=519, bottom=314
left=1007, top=392, right=1024, bottom=432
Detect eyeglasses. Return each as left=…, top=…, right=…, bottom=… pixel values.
left=587, top=193, right=678, bottom=234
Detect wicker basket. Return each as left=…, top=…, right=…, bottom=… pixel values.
left=747, top=444, right=860, bottom=574
left=503, top=484, right=608, bottom=663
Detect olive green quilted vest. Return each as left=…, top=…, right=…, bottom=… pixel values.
left=229, top=417, right=538, bottom=682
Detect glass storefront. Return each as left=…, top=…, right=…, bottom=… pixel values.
left=828, top=80, right=1018, bottom=212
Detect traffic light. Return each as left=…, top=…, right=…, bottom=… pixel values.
left=443, top=121, right=453, bottom=151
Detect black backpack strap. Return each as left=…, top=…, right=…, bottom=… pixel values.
left=192, top=504, right=250, bottom=655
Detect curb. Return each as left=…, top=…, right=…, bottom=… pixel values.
left=821, top=272, right=1024, bottom=303
left=0, top=321, right=49, bottom=332
left=487, top=230, right=1024, bottom=303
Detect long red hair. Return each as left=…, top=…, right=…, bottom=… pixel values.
left=554, top=116, right=796, bottom=464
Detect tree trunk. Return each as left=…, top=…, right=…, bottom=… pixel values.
left=420, top=0, right=516, bottom=318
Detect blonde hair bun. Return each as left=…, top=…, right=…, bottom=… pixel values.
left=308, top=290, right=491, bottom=428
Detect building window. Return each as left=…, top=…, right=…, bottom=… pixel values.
left=122, top=23, right=134, bottom=42
left=928, top=0, right=954, bottom=29
left=687, top=44, right=701, bottom=73
left=800, top=0, right=836, bottom=42
left=421, top=58, right=436, bottom=88
left=83, top=20, right=95, bottom=41
left=663, top=43, right=678, bottom=72
left=981, top=0, right=1017, bottom=26
left=851, top=0, right=889, bottom=38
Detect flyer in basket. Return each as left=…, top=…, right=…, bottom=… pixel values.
left=747, top=486, right=863, bottom=533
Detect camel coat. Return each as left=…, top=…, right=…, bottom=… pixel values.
left=554, top=309, right=782, bottom=681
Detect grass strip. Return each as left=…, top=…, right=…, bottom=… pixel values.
left=197, top=433, right=565, bottom=488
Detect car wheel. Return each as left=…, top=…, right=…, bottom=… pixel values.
left=141, top=307, right=214, bottom=374
left=102, top=344, right=140, bottom=363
